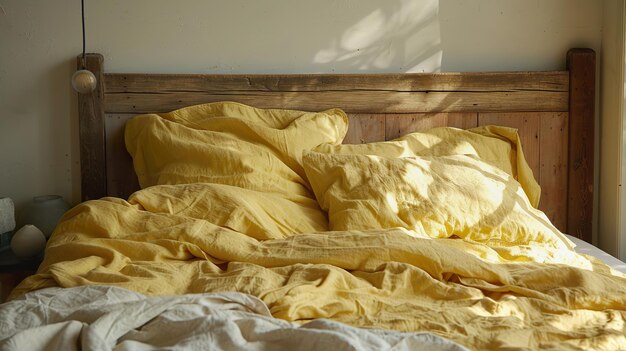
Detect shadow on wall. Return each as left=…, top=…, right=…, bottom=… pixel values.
left=307, top=0, right=466, bottom=114
left=307, top=0, right=600, bottom=73
left=92, top=0, right=444, bottom=74
left=311, top=0, right=442, bottom=73
left=94, top=0, right=599, bottom=74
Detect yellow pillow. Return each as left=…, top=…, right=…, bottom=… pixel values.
left=129, top=183, right=327, bottom=240
left=125, top=101, right=349, bottom=204
left=314, top=126, right=540, bottom=208
left=302, top=151, right=573, bottom=249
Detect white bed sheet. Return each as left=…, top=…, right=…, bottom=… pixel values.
left=0, top=285, right=468, bottom=351
left=567, top=234, right=626, bottom=273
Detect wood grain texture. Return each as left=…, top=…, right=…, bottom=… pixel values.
left=447, top=114, right=480, bottom=130
left=78, top=54, right=107, bottom=201
left=105, top=72, right=569, bottom=93
left=344, top=114, right=386, bottom=144
left=105, top=114, right=141, bottom=200
left=566, top=49, right=596, bottom=242
left=539, top=113, right=569, bottom=231
left=385, top=113, right=478, bottom=140
left=105, top=90, right=568, bottom=115
left=103, top=72, right=568, bottom=114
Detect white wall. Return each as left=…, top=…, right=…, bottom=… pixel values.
left=622, top=5, right=626, bottom=260
left=0, top=1, right=605, bottom=217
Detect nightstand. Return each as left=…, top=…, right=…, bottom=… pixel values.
left=0, top=248, right=42, bottom=302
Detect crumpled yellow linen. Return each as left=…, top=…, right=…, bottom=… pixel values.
left=130, top=183, right=328, bottom=240
left=125, top=101, right=348, bottom=201
left=302, top=152, right=573, bottom=249
left=315, top=126, right=540, bottom=208
left=10, top=188, right=626, bottom=351
left=124, top=101, right=348, bottom=236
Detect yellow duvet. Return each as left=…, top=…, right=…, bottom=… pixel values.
left=10, top=103, right=626, bottom=350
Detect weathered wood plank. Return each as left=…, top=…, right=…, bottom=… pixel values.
left=478, top=112, right=542, bottom=182
left=78, top=54, right=107, bottom=201
left=344, top=114, right=386, bottom=144
left=539, top=113, right=569, bottom=232
left=384, top=113, right=478, bottom=140
left=567, top=49, right=595, bottom=242
left=447, top=114, right=481, bottom=130
left=104, top=90, right=568, bottom=114
left=105, top=114, right=141, bottom=200
left=105, top=72, right=569, bottom=93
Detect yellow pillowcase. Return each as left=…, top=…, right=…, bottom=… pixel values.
left=129, top=183, right=327, bottom=240
left=125, top=101, right=349, bottom=204
left=302, top=151, right=573, bottom=249
left=314, top=126, right=540, bottom=208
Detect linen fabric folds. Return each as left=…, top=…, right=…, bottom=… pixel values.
left=1, top=286, right=469, bottom=351
left=125, top=101, right=349, bottom=196
left=302, top=151, right=573, bottom=249
left=314, top=125, right=541, bottom=208
left=9, top=199, right=626, bottom=351
left=7, top=104, right=626, bottom=350
left=124, top=102, right=348, bottom=238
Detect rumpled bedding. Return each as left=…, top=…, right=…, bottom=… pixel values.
left=7, top=195, right=626, bottom=350
left=0, top=285, right=467, bottom=351
left=5, top=102, right=626, bottom=350
left=302, top=151, right=571, bottom=248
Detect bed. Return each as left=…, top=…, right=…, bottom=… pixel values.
left=2, top=48, right=625, bottom=351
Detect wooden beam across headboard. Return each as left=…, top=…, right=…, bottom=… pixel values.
left=77, top=49, right=595, bottom=242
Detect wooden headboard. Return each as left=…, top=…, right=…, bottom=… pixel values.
left=77, top=49, right=595, bottom=242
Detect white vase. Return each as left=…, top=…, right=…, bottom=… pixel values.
left=19, top=195, right=71, bottom=238
left=11, top=225, right=46, bottom=259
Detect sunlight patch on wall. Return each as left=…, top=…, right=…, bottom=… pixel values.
left=313, top=0, right=442, bottom=72
left=340, top=9, right=387, bottom=51
left=406, top=50, right=443, bottom=73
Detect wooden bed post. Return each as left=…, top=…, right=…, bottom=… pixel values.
left=566, top=48, right=596, bottom=243
left=77, top=53, right=107, bottom=201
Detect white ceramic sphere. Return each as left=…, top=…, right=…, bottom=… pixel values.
left=71, top=69, right=97, bottom=93
left=11, top=225, right=46, bottom=259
